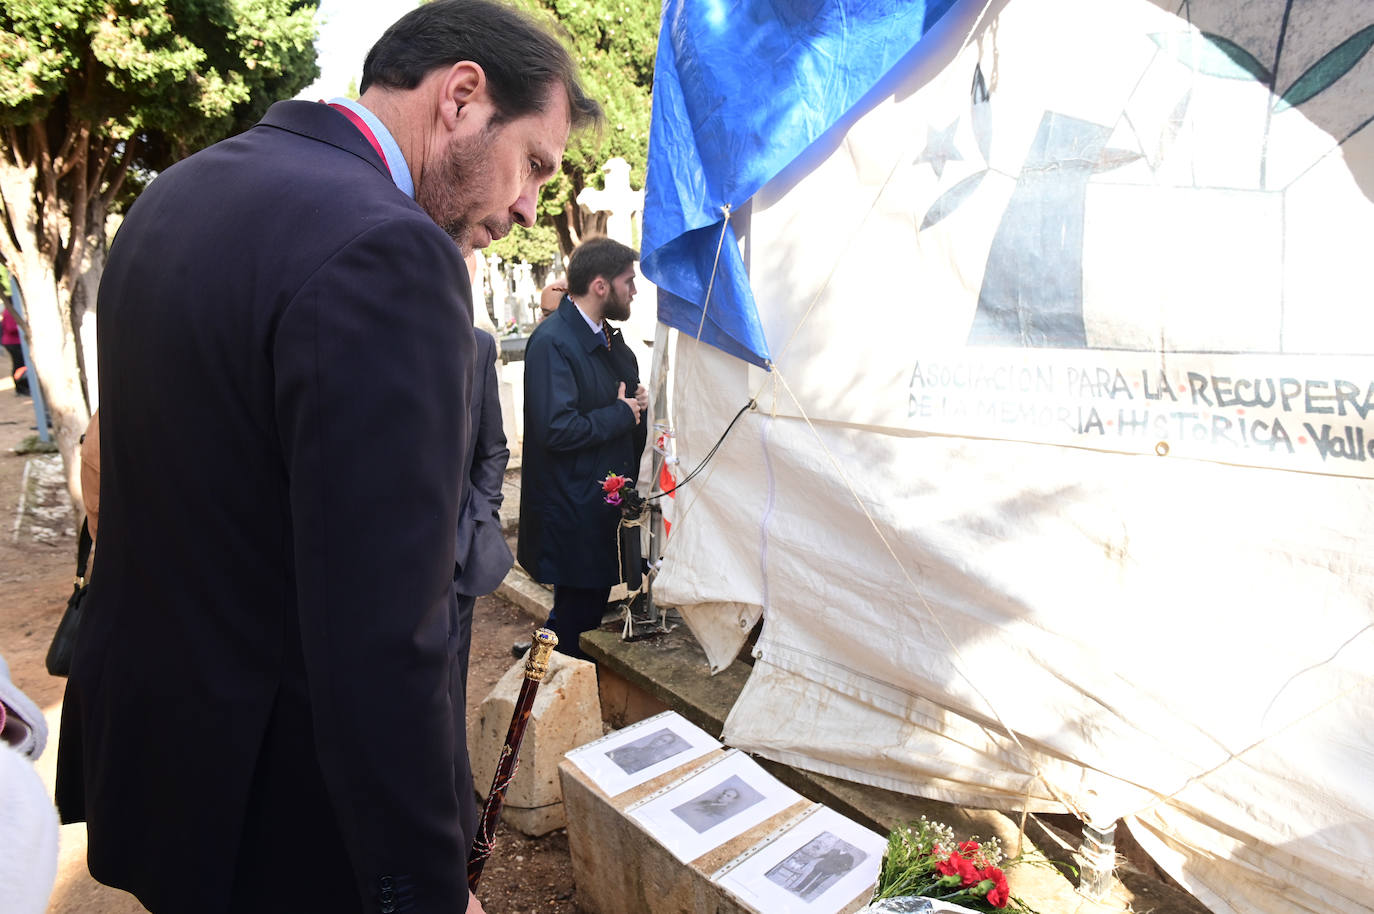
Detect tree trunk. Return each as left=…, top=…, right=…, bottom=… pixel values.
left=2, top=142, right=97, bottom=518
left=72, top=197, right=108, bottom=410
left=3, top=239, right=91, bottom=519
left=11, top=253, right=91, bottom=513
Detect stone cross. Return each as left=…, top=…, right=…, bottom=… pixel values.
left=576, top=157, right=644, bottom=247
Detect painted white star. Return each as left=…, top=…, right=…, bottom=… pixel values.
left=915, top=120, right=963, bottom=178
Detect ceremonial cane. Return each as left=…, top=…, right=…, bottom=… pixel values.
left=466, top=627, right=558, bottom=890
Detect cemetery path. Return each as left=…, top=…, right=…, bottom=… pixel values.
left=0, top=389, right=579, bottom=914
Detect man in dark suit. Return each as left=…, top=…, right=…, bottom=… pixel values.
left=518, top=237, right=648, bottom=659
left=454, top=327, right=514, bottom=688
left=55, top=3, right=600, bottom=913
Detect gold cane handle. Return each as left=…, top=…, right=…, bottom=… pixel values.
left=524, top=628, right=558, bottom=681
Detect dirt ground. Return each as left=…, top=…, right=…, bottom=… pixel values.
left=0, top=386, right=579, bottom=914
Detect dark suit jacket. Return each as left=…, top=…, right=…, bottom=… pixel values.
left=56, top=101, right=477, bottom=914
left=454, top=328, right=513, bottom=598
left=518, top=297, right=647, bottom=588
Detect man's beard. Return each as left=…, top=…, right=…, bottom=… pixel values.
left=414, top=126, right=510, bottom=255
left=603, top=283, right=632, bottom=322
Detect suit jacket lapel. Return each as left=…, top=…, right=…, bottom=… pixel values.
left=258, top=100, right=391, bottom=183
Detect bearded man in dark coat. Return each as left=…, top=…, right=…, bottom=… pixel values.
left=518, top=237, right=648, bottom=658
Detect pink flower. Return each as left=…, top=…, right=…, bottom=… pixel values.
left=602, top=472, right=632, bottom=505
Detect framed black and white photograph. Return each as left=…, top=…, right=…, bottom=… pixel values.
left=628, top=750, right=802, bottom=863
left=564, top=710, right=720, bottom=796
left=671, top=774, right=765, bottom=833
left=764, top=830, right=867, bottom=901
left=608, top=727, right=694, bottom=775
left=716, top=806, right=887, bottom=913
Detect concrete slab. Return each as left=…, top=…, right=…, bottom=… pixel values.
left=582, top=627, right=750, bottom=738
left=495, top=563, right=553, bottom=624
left=597, top=665, right=670, bottom=731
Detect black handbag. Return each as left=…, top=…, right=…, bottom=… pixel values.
left=45, top=519, right=92, bottom=677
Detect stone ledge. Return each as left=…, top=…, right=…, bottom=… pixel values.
left=582, top=627, right=749, bottom=739
left=495, top=564, right=553, bottom=623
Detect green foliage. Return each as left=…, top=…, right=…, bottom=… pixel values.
left=872, top=818, right=1066, bottom=914
left=487, top=222, right=560, bottom=270
left=0, top=0, right=321, bottom=451
left=507, top=0, right=658, bottom=257
left=0, top=0, right=321, bottom=165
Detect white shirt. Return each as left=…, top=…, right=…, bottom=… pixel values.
left=571, top=300, right=605, bottom=338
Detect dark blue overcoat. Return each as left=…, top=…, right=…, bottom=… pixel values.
left=518, top=298, right=647, bottom=588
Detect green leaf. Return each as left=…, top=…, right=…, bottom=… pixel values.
left=1149, top=31, right=1271, bottom=83
left=1276, top=24, right=1374, bottom=111
left=487, top=222, right=561, bottom=269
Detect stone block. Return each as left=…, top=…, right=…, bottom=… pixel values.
left=470, top=651, right=602, bottom=836
left=560, top=754, right=874, bottom=914
left=597, top=664, right=670, bottom=731
left=495, top=564, right=554, bottom=624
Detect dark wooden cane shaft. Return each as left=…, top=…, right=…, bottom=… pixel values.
left=467, top=628, right=557, bottom=891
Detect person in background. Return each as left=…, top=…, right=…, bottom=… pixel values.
left=81, top=409, right=100, bottom=539
left=55, top=3, right=601, bottom=913
left=539, top=279, right=567, bottom=321
left=453, top=326, right=514, bottom=688
left=518, top=237, right=647, bottom=659
left=2, top=306, right=29, bottom=396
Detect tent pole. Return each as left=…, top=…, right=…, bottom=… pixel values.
left=642, top=320, right=673, bottom=626
left=1078, top=820, right=1117, bottom=901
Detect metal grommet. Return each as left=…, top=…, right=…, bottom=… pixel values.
left=1155, top=441, right=1169, bottom=457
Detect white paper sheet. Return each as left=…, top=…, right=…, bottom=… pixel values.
left=716, top=806, right=888, bottom=914
left=563, top=710, right=721, bottom=796
left=627, top=750, right=803, bottom=863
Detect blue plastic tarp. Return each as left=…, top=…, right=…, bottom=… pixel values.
left=642, top=0, right=958, bottom=368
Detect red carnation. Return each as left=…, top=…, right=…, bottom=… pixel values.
left=983, top=867, right=1010, bottom=908
left=936, top=852, right=980, bottom=887
left=958, top=840, right=981, bottom=856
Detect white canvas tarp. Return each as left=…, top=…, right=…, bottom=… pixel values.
left=651, top=1, right=1374, bottom=911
